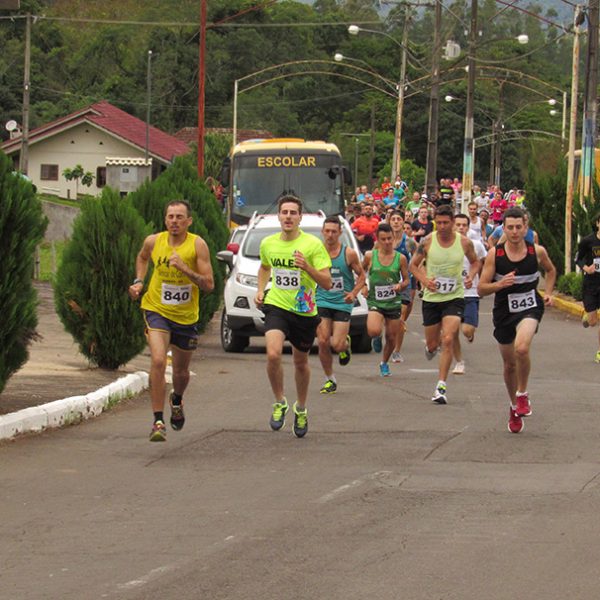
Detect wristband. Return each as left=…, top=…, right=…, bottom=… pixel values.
left=133, top=278, right=143, bottom=285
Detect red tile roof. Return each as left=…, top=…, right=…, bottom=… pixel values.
left=174, top=127, right=274, bottom=145
left=2, top=100, right=190, bottom=163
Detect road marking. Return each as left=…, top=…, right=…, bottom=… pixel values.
left=318, top=471, right=392, bottom=503
left=409, top=368, right=439, bottom=373
left=117, top=565, right=176, bottom=590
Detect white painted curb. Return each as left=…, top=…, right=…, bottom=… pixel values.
left=0, top=371, right=149, bottom=441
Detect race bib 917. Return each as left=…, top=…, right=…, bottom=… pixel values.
left=435, top=276, right=457, bottom=294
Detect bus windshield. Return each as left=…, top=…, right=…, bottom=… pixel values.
left=231, top=152, right=344, bottom=220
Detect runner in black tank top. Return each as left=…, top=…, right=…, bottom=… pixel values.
left=478, top=207, right=556, bottom=434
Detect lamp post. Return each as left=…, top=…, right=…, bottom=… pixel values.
left=348, top=19, right=410, bottom=182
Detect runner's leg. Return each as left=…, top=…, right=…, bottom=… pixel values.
left=331, top=319, right=351, bottom=354
left=146, top=329, right=171, bottom=414
left=383, top=318, right=400, bottom=364
left=513, top=318, right=539, bottom=392
left=498, top=342, right=517, bottom=404
left=265, top=329, right=286, bottom=401
left=170, top=346, right=193, bottom=397
left=317, top=318, right=334, bottom=379
left=438, top=315, right=461, bottom=381
left=367, top=310, right=385, bottom=338
left=292, top=345, right=311, bottom=409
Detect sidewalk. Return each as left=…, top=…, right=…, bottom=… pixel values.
left=0, top=283, right=149, bottom=439
left=0, top=283, right=585, bottom=441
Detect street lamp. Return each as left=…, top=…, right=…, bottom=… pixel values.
left=347, top=22, right=410, bottom=183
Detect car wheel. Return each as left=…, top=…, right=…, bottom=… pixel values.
left=221, top=310, right=249, bottom=352
left=351, top=332, right=372, bottom=354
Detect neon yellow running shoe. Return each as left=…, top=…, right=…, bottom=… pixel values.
left=149, top=420, right=167, bottom=442
left=269, top=398, right=289, bottom=431
left=595, top=350, right=600, bottom=364
left=293, top=403, right=308, bottom=438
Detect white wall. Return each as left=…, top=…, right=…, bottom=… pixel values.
left=25, top=123, right=152, bottom=199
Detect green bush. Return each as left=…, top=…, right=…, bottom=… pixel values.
left=128, top=155, right=228, bottom=333
left=0, top=152, right=48, bottom=394
left=556, top=272, right=583, bottom=301
left=54, top=189, right=151, bottom=369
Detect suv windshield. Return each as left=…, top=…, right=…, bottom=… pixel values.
left=242, top=227, right=354, bottom=259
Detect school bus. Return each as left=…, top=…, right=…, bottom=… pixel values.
left=220, top=138, right=351, bottom=226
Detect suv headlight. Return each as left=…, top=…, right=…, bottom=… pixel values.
left=236, top=272, right=258, bottom=287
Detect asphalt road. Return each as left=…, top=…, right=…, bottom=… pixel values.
left=3, top=297, right=600, bottom=600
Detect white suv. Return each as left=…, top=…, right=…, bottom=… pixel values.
left=217, top=213, right=370, bottom=353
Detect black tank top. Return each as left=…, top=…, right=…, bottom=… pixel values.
left=493, top=241, right=542, bottom=316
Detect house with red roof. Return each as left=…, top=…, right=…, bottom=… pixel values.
left=1, top=100, right=190, bottom=198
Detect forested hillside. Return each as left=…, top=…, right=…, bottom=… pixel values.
left=0, top=0, right=578, bottom=188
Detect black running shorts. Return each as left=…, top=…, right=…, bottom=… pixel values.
left=263, top=304, right=320, bottom=352
left=422, top=298, right=464, bottom=327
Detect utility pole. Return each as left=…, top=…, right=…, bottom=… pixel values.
left=369, top=103, right=375, bottom=187
left=462, top=0, right=478, bottom=204
left=581, top=0, right=599, bottom=198
left=391, top=10, right=410, bottom=182
left=197, top=0, right=207, bottom=179
left=565, top=5, right=584, bottom=273
left=19, top=13, right=31, bottom=175
left=145, top=50, right=152, bottom=165
left=424, top=0, right=441, bottom=196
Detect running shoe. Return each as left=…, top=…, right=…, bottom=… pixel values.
left=452, top=361, right=465, bottom=375
left=372, top=336, right=383, bottom=353
left=149, top=420, right=167, bottom=442
left=270, top=398, right=289, bottom=431
left=515, top=392, right=532, bottom=417
left=320, top=379, right=337, bottom=394
left=379, top=362, right=391, bottom=377
left=508, top=407, right=524, bottom=433
left=169, top=394, right=185, bottom=431
left=595, top=350, right=600, bottom=363
left=338, top=335, right=352, bottom=366
left=292, top=403, right=308, bottom=438
left=425, top=345, right=439, bottom=361
left=431, top=383, right=447, bottom=404
left=391, top=351, right=404, bottom=363
left=582, top=314, right=590, bottom=328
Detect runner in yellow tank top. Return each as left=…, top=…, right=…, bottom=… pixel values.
left=409, top=204, right=480, bottom=405
left=129, top=200, right=214, bottom=442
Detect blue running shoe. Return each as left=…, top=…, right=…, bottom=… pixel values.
left=372, top=336, right=383, bottom=353
left=379, top=362, right=391, bottom=377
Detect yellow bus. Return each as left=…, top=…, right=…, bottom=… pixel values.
left=220, top=138, right=351, bottom=226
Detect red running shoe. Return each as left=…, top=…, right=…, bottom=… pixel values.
left=515, top=393, right=532, bottom=417
left=508, top=407, right=524, bottom=434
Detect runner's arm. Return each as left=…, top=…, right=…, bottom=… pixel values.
left=462, top=237, right=480, bottom=289
left=398, top=254, right=410, bottom=291
left=536, top=244, right=556, bottom=305
left=477, top=248, right=512, bottom=296
left=409, top=235, right=435, bottom=291
left=192, top=237, right=215, bottom=292
left=128, top=234, right=156, bottom=300
left=346, top=247, right=366, bottom=302
left=255, top=263, right=271, bottom=306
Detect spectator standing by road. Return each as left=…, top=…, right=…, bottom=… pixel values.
left=129, top=200, right=214, bottom=442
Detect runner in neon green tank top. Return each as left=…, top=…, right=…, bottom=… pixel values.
left=363, top=223, right=409, bottom=377
left=409, top=204, right=480, bottom=405
left=255, top=195, right=332, bottom=438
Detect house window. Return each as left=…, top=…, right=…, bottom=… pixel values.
left=96, top=167, right=106, bottom=188
left=40, top=164, right=59, bottom=181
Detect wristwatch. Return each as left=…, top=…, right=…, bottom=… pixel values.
left=133, top=278, right=144, bottom=285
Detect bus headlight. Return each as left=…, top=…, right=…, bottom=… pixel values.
left=236, top=273, right=258, bottom=288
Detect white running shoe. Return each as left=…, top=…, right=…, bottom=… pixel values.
left=391, top=351, right=404, bottom=363
left=452, top=361, right=465, bottom=375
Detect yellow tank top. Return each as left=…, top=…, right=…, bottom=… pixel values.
left=141, top=231, right=200, bottom=324
left=423, top=232, right=464, bottom=302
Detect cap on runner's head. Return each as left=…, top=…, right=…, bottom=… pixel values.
left=421, top=193, right=428, bottom=200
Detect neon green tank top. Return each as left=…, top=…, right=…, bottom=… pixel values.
left=367, top=249, right=403, bottom=310
left=141, top=231, right=200, bottom=324
left=423, top=233, right=464, bottom=302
